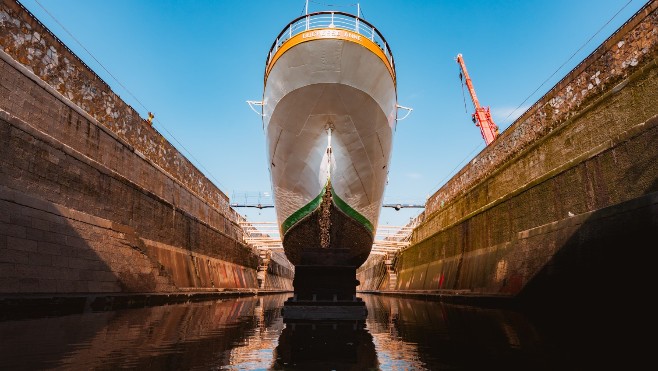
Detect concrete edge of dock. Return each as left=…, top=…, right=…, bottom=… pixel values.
left=0, top=289, right=293, bottom=320
left=358, top=290, right=518, bottom=309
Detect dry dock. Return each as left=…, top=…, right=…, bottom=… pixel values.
left=1, top=0, right=657, bottom=311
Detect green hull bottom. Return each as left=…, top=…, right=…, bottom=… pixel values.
left=282, top=186, right=374, bottom=267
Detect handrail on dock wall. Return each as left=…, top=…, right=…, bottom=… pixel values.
left=266, top=11, right=395, bottom=71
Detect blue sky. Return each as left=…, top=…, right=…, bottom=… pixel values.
left=19, top=0, right=647, bottom=229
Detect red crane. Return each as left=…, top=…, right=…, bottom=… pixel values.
left=456, top=53, right=499, bottom=145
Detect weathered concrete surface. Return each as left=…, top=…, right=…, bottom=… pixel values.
left=357, top=254, right=395, bottom=291
left=360, top=1, right=658, bottom=306
left=0, top=0, right=293, bottom=294
left=357, top=254, right=387, bottom=291
left=260, top=251, right=294, bottom=291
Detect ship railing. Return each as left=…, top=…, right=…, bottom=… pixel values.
left=267, top=11, right=394, bottom=73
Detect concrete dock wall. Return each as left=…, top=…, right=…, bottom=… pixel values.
left=356, top=254, right=388, bottom=291
left=0, top=0, right=292, bottom=293
left=362, top=1, right=658, bottom=304
left=261, top=251, right=294, bottom=291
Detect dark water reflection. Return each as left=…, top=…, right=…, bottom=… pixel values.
left=0, top=293, right=625, bottom=370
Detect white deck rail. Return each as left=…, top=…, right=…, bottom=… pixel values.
left=266, top=11, right=395, bottom=73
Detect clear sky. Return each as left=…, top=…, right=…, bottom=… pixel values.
left=18, top=0, right=648, bottom=231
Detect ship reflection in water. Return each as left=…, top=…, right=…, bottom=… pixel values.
left=0, top=293, right=619, bottom=370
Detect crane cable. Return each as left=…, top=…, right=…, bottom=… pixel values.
left=459, top=70, right=468, bottom=114
left=32, top=0, right=227, bottom=191
left=427, top=142, right=483, bottom=196
left=502, top=0, right=633, bottom=124
left=430, top=0, right=634, bottom=199
left=308, top=1, right=360, bottom=8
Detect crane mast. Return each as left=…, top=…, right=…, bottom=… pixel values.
left=456, top=53, right=499, bottom=145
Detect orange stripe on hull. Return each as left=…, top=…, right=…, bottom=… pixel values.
left=265, top=28, right=395, bottom=83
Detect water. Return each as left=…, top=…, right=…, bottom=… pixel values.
left=0, top=293, right=635, bottom=370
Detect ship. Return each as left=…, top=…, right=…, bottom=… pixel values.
left=259, top=7, right=400, bottom=320
left=261, top=9, right=397, bottom=273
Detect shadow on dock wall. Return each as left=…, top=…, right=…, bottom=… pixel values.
left=359, top=2, right=658, bottom=303
left=0, top=109, right=260, bottom=294
left=384, top=114, right=657, bottom=300
left=517, top=181, right=658, bottom=310
left=0, top=0, right=295, bottom=295
left=0, top=184, right=174, bottom=294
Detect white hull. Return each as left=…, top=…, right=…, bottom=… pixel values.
left=262, top=15, right=397, bottom=266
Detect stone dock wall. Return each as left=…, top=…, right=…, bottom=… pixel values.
left=0, top=0, right=292, bottom=294
left=359, top=1, right=658, bottom=305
